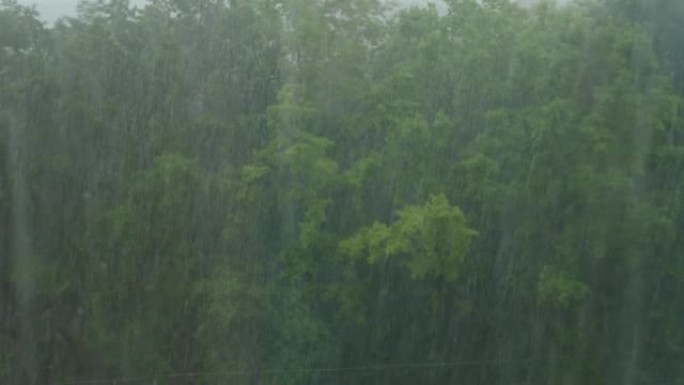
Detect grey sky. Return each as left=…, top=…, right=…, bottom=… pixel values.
left=19, top=0, right=81, bottom=22
left=19, top=0, right=146, bottom=22
left=18, top=0, right=543, bottom=24
left=18, top=0, right=448, bottom=23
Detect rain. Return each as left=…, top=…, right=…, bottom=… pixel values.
left=1, top=0, right=683, bottom=384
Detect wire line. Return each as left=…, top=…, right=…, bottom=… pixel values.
left=55, top=355, right=551, bottom=384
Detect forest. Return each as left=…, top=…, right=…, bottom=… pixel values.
left=2, top=0, right=684, bottom=384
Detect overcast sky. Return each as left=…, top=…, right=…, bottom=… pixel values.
left=17, top=0, right=544, bottom=24
left=18, top=0, right=454, bottom=23
left=18, top=0, right=145, bottom=22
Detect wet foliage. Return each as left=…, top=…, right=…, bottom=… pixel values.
left=2, top=0, right=684, bottom=384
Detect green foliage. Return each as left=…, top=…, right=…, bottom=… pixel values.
left=341, top=195, right=477, bottom=281
left=4, top=0, right=684, bottom=384
left=538, top=265, right=590, bottom=308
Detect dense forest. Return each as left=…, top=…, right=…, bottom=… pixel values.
left=2, top=0, right=684, bottom=383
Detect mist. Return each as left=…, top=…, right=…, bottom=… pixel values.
left=1, top=0, right=681, bottom=384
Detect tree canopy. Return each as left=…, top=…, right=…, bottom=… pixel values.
left=2, top=0, right=684, bottom=384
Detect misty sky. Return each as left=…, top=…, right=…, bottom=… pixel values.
left=19, top=0, right=449, bottom=23
left=19, top=0, right=145, bottom=22
left=18, top=0, right=545, bottom=24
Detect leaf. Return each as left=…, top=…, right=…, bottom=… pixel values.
left=340, top=194, right=477, bottom=281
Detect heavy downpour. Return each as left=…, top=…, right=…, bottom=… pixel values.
left=2, top=0, right=684, bottom=384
